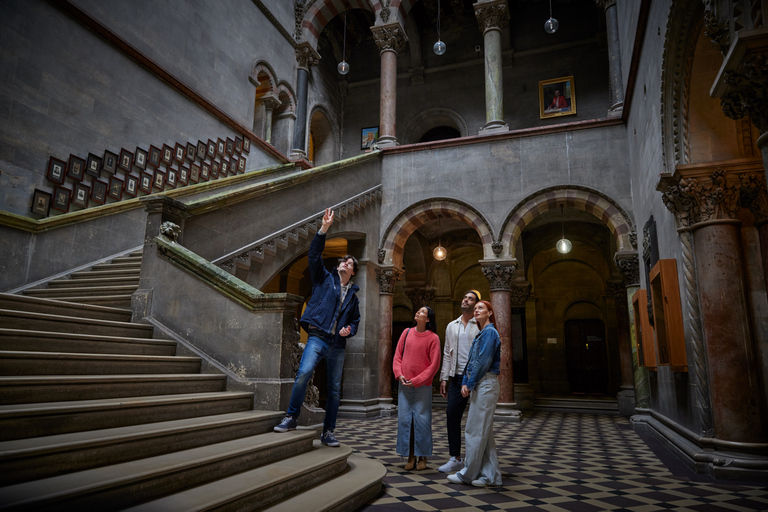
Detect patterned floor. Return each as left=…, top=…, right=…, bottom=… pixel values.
left=335, top=410, right=768, bottom=511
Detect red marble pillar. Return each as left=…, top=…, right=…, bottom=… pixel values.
left=371, top=24, right=406, bottom=148
left=377, top=267, right=402, bottom=400
left=489, top=289, right=513, bottom=403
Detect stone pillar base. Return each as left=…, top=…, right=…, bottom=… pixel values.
left=617, top=387, right=636, bottom=416
left=494, top=402, right=523, bottom=422
left=376, top=135, right=398, bottom=148
left=338, top=398, right=396, bottom=419
left=289, top=149, right=307, bottom=161
left=479, top=121, right=509, bottom=135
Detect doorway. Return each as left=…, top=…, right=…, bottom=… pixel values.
left=565, top=319, right=608, bottom=394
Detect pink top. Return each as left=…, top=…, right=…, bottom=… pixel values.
left=392, top=328, right=441, bottom=388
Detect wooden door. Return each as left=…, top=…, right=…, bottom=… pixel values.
left=565, top=319, right=608, bottom=394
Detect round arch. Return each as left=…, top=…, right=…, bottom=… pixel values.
left=251, top=60, right=279, bottom=97
left=401, top=107, right=468, bottom=144
left=379, top=198, right=495, bottom=268
left=299, top=0, right=376, bottom=51
left=308, top=104, right=339, bottom=165
left=276, top=81, right=296, bottom=115
left=500, top=186, right=636, bottom=259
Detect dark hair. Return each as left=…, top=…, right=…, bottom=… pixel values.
left=466, top=290, right=480, bottom=302
left=477, top=300, right=495, bottom=327
left=413, top=305, right=437, bottom=334
left=338, top=254, right=359, bottom=274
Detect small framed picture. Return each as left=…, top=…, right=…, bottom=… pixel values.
left=231, top=156, right=240, bottom=174
left=540, top=75, right=576, bottom=119
left=47, top=157, right=67, bottom=184
left=86, top=153, right=102, bottom=178
left=162, top=144, right=174, bottom=166
left=190, top=163, right=201, bottom=183
left=52, top=186, right=71, bottom=212
left=125, top=174, right=139, bottom=197
left=226, top=137, right=234, bottom=155
left=235, top=136, right=243, bottom=153
left=167, top=167, right=178, bottom=187
left=207, top=139, right=216, bottom=159
left=238, top=156, right=246, bottom=173
left=31, top=189, right=52, bottom=216
left=242, top=137, right=250, bottom=153
left=197, top=140, right=207, bottom=159
left=178, top=166, right=189, bottom=186
left=119, top=148, right=133, bottom=171
left=102, top=150, right=118, bottom=174
left=211, top=160, right=220, bottom=179
left=139, top=171, right=153, bottom=193
left=174, top=143, right=185, bottom=163
left=201, top=161, right=211, bottom=180
left=72, top=182, right=90, bottom=208
left=217, top=138, right=225, bottom=157
left=135, top=147, right=148, bottom=170
left=185, top=142, right=196, bottom=161
left=361, top=127, right=379, bottom=150
left=68, top=155, right=85, bottom=181
left=108, top=176, right=124, bottom=200
left=149, top=145, right=162, bottom=168
left=221, top=159, right=229, bottom=176
left=153, top=169, right=166, bottom=191
left=91, top=179, right=108, bottom=204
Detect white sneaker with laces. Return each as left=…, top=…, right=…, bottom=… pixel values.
left=446, top=473, right=464, bottom=484
left=438, top=456, right=464, bottom=473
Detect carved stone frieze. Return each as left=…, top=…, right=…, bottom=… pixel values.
left=481, top=262, right=517, bottom=291
left=740, top=172, right=768, bottom=224
left=703, top=10, right=730, bottom=55
left=293, top=0, right=310, bottom=41
left=659, top=169, right=741, bottom=227
left=371, top=24, right=407, bottom=53
left=405, top=286, right=436, bottom=309
left=378, top=267, right=404, bottom=294
left=721, top=52, right=768, bottom=133
left=295, top=43, right=320, bottom=69
left=474, top=2, right=509, bottom=33
left=509, top=282, right=532, bottom=307
left=614, top=252, right=640, bottom=286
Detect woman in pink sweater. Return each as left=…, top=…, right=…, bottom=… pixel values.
left=393, top=306, right=441, bottom=470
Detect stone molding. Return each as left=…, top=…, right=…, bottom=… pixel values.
left=371, top=24, right=407, bottom=53
left=474, top=1, right=510, bottom=33
left=509, top=281, right=532, bottom=307
left=614, top=251, right=640, bottom=286
left=481, top=261, right=518, bottom=291
left=295, top=43, right=320, bottom=69
left=378, top=267, right=404, bottom=295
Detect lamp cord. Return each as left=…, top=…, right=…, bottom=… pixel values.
left=437, top=0, right=441, bottom=39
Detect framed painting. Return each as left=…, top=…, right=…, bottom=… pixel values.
left=235, top=136, right=243, bottom=153
left=125, top=174, right=139, bottom=197
left=242, top=137, right=250, bottom=153
left=47, top=157, right=67, bottom=184
left=167, top=167, right=178, bottom=188
left=207, top=139, right=216, bottom=159
left=149, top=145, right=162, bottom=168
left=52, top=186, right=71, bottom=212
left=102, top=150, right=118, bottom=174
left=72, top=182, right=90, bottom=208
left=68, top=155, right=85, bottom=181
left=174, top=143, right=185, bottom=163
left=201, top=161, right=211, bottom=181
left=178, top=165, right=189, bottom=186
left=231, top=156, right=240, bottom=174
left=238, top=156, right=246, bottom=173
left=119, top=148, right=133, bottom=172
left=185, top=142, right=196, bottom=161
left=91, top=179, right=108, bottom=204
left=216, top=138, right=225, bottom=157
left=162, top=144, right=174, bottom=166
left=211, top=160, right=220, bottom=179
left=153, top=169, right=166, bottom=191
left=190, top=162, right=201, bottom=183
left=226, top=137, right=234, bottom=155
left=539, top=75, right=576, bottom=119
left=135, top=147, right=148, bottom=170
left=31, top=189, right=52, bottom=216
left=108, top=176, right=124, bottom=200
left=197, top=140, right=207, bottom=159
left=139, top=171, right=153, bottom=193
left=221, top=158, right=229, bottom=176
left=361, top=127, right=378, bottom=150
left=86, top=153, right=102, bottom=178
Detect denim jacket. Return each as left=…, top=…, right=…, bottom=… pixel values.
left=461, top=323, right=501, bottom=391
left=299, top=232, right=360, bottom=348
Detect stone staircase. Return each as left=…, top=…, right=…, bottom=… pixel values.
left=0, top=254, right=385, bottom=510
left=534, top=396, right=620, bottom=415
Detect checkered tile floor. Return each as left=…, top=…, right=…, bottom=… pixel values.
left=335, top=410, right=768, bottom=511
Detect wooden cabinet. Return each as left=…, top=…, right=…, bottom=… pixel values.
left=649, top=259, right=687, bottom=372
left=631, top=289, right=656, bottom=369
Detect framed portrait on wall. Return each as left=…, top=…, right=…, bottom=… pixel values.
left=52, top=186, right=71, bottom=212
left=190, top=163, right=201, bottom=183
left=119, top=149, right=133, bottom=171
left=91, top=179, right=108, bottom=204
left=207, top=139, right=216, bottom=159
left=108, top=176, right=124, bottom=200
left=217, top=138, right=225, bottom=157
left=125, top=174, right=139, bottom=197
left=211, top=160, right=220, bottom=179
left=201, top=161, right=211, bottom=180
left=235, top=136, right=243, bottom=153
left=149, top=145, right=162, bottom=168
left=139, top=171, right=153, bottom=193
left=167, top=167, right=178, bottom=188
left=47, top=157, right=67, bottom=184
left=72, top=182, right=90, bottom=208
left=68, top=155, right=85, bottom=181
left=238, top=156, right=246, bottom=173
left=242, top=137, right=250, bottom=153
left=102, top=150, right=118, bottom=174
left=135, top=147, right=148, bottom=170
left=31, top=189, right=52, bottom=216
left=86, top=153, right=102, bottom=178
left=361, top=127, right=378, bottom=150
left=153, top=169, right=166, bottom=191
left=162, top=144, right=174, bottom=166
left=539, top=75, right=576, bottom=119
left=197, top=140, right=207, bottom=159
left=186, top=142, right=196, bottom=161
left=178, top=166, right=189, bottom=186
left=174, top=143, right=185, bottom=163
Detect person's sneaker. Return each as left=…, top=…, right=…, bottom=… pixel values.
left=471, top=478, right=500, bottom=487
left=446, top=473, right=464, bottom=484
left=273, top=416, right=297, bottom=432
left=320, top=430, right=340, bottom=447
left=438, top=456, right=464, bottom=473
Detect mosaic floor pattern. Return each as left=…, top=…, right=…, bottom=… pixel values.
left=335, top=410, right=768, bottom=511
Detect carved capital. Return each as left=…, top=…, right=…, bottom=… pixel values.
left=293, top=0, right=310, bottom=41
left=474, top=1, right=509, bottom=33
left=405, top=286, right=436, bottom=309
left=481, top=261, right=517, bottom=291
left=371, top=24, right=407, bottom=53
left=703, top=10, right=730, bottom=55
left=509, top=282, right=532, bottom=307
left=295, top=43, right=320, bottom=69
left=721, top=52, right=768, bottom=133
left=378, top=267, right=404, bottom=295
left=659, top=169, right=741, bottom=227
left=614, top=251, right=640, bottom=286
left=740, top=172, right=768, bottom=224
left=261, top=94, right=281, bottom=111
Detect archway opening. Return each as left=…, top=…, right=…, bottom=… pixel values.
left=309, top=109, right=335, bottom=166
left=419, top=126, right=461, bottom=143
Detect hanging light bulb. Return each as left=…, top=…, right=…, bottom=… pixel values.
left=338, top=12, right=350, bottom=75
left=433, top=0, right=446, bottom=55
left=433, top=216, right=447, bottom=260
left=544, top=0, right=559, bottom=34
left=556, top=204, right=572, bottom=254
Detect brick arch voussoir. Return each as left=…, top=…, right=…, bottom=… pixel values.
left=300, top=0, right=375, bottom=52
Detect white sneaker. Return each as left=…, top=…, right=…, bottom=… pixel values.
left=446, top=473, right=464, bottom=484
left=438, top=456, right=464, bottom=473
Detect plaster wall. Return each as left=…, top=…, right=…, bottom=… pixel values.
left=616, top=0, right=642, bottom=93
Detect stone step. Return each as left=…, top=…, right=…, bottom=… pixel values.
left=122, top=441, right=351, bottom=512
left=0, top=293, right=131, bottom=322
left=54, top=295, right=134, bottom=308
left=0, top=373, right=225, bottom=404
left=70, top=269, right=141, bottom=279
left=0, top=350, right=201, bottom=376
left=0, top=328, right=176, bottom=356
left=91, top=262, right=141, bottom=271
left=0, top=430, right=318, bottom=511
left=47, top=277, right=140, bottom=288
left=0, top=391, right=254, bottom=441
left=534, top=398, right=619, bottom=415
left=24, top=284, right=139, bottom=297
left=110, top=256, right=143, bottom=265
left=0, top=309, right=154, bottom=338
left=261, top=454, right=386, bottom=512
left=0, top=410, right=283, bottom=485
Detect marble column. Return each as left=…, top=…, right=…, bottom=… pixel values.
left=290, top=43, right=320, bottom=160
left=262, top=95, right=281, bottom=144
left=371, top=24, right=407, bottom=148
left=660, top=169, right=766, bottom=443
left=607, top=272, right=636, bottom=416
left=482, top=260, right=521, bottom=421
left=595, top=0, right=624, bottom=115
left=377, top=267, right=403, bottom=409
left=474, top=0, right=510, bottom=135
left=614, top=251, right=646, bottom=410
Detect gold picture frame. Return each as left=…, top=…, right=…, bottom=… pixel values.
left=539, top=75, right=576, bottom=119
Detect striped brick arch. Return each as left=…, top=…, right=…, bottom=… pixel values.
left=300, top=0, right=375, bottom=51
left=379, top=199, right=495, bottom=268
left=500, top=187, right=635, bottom=259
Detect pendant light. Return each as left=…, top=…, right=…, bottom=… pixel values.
left=433, top=216, right=447, bottom=260
left=337, top=11, right=350, bottom=75
left=556, top=204, right=572, bottom=254
left=433, top=0, right=446, bottom=55
left=544, top=0, right=559, bottom=34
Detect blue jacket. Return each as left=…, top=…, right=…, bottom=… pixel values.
left=299, top=232, right=360, bottom=348
left=462, top=323, right=501, bottom=391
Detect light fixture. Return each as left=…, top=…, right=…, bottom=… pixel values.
left=556, top=204, right=572, bottom=254
left=433, top=0, right=446, bottom=55
left=544, top=0, right=559, bottom=34
left=337, top=12, right=350, bottom=75
left=433, top=216, right=447, bottom=260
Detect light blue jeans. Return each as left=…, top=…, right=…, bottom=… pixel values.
left=286, top=334, right=346, bottom=432
left=397, top=384, right=433, bottom=457
left=456, top=373, right=502, bottom=486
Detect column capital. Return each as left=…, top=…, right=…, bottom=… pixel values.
left=378, top=266, right=404, bottom=295
left=371, top=23, right=407, bottom=53
left=405, top=286, right=436, bottom=309
left=474, top=0, right=509, bottom=33
left=295, top=43, right=320, bottom=70
left=261, top=94, right=281, bottom=111
left=614, top=251, right=640, bottom=286
left=740, top=172, right=768, bottom=225
left=658, top=169, right=741, bottom=228
left=720, top=52, right=768, bottom=133
left=509, top=281, right=532, bottom=307
left=480, top=259, right=518, bottom=291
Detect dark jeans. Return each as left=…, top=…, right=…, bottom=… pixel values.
left=446, top=373, right=469, bottom=457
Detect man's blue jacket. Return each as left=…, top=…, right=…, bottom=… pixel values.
left=299, top=231, right=360, bottom=348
